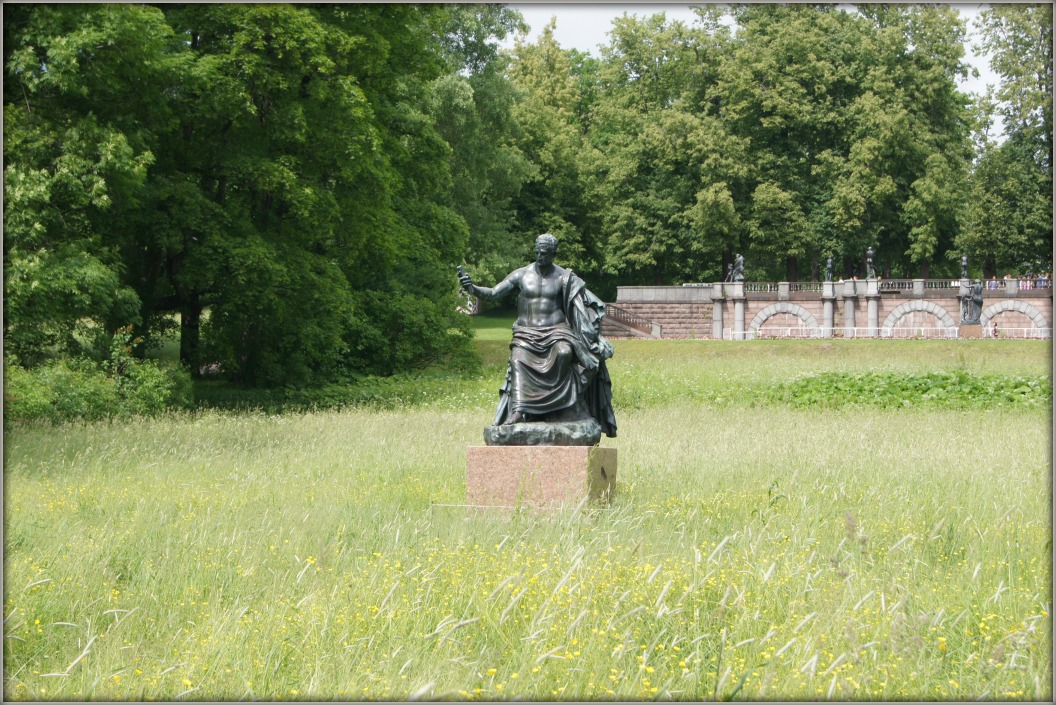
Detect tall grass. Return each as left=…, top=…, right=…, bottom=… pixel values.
left=3, top=340, right=1051, bottom=701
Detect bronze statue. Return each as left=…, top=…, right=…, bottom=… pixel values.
left=865, top=247, right=876, bottom=279
left=732, top=253, right=745, bottom=282
left=825, top=255, right=833, bottom=282
left=961, top=281, right=984, bottom=324
left=459, top=234, right=616, bottom=444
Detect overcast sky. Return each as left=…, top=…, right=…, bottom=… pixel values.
left=505, top=3, right=1000, bottom=96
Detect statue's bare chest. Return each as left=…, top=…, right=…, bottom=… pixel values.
left=520, top=269, right=562, bottom=300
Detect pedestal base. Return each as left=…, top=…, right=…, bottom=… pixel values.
left=466, top=446, right=616, bottom=510
left=959, top=323, right=982, bottom=338
left=483, top=418, right=601, bottom=446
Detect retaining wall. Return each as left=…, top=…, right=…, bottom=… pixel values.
left=609, top=283, right=1053, bottom=339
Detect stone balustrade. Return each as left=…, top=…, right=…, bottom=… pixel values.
left=608, top=279, right=1053, bottom=340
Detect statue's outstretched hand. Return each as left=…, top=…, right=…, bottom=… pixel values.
left=457, top=267, right=474, bottom=293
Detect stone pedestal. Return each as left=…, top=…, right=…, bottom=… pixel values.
left=959, top=323, right=982, bottom=338
left=466, top=446, right=616, bottom=510
left=722, top=281, right=744, bottom=299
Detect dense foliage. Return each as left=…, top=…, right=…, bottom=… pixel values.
left=958, top=4, right=1053, bottom=278
left=4, top=4, right=485, bottom=384
left=4, top=328, right=192, bottom=423
left=4, top=4, right=1051, bottom=394
left=761, top=370, right=1051, bottom=410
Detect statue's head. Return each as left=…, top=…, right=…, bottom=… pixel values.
left=535, top=233, right=558, bottom=254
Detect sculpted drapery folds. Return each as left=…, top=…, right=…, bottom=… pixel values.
left=460, top=234, right=616, bottom=438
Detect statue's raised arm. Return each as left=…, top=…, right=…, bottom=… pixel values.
left=459, top=266, right=521, bottom=302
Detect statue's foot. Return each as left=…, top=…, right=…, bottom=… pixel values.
left=503, top=411, right=525, bottom=425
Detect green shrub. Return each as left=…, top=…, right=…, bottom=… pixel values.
left=4, top=328, right=192, bottom=424
left=5, top=358, right=119, bottom=423
left=761, top=370, right=1052, bottom=410
left=105, top=327, right=192, bottom=414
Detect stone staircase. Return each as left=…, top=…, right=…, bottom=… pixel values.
left=602, top=304, right=662, bottom=339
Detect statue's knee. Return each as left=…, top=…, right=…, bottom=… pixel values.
left=555, top=341, right=573, bottom=359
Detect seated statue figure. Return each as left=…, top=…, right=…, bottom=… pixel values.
left=961, top=281, right=984, bottom=324
left=459, top=234, right=617, bottom=443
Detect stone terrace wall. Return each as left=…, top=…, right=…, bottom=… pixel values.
left=611, top=283, right=1052, bottom=339
left=606, top=302, right=713, bottom=339
left=876, top=290, right=1052, bottom=331
left=611, top=286, right=713, bottom=338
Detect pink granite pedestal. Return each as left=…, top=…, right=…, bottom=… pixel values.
left=466, top=446, right=617, bottom=510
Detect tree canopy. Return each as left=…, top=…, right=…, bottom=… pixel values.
left=6, top=3, right=483, bottom=382
left=4, top=3, right=1051, bottom=386
left=957, top=4, right=1052, bottom=277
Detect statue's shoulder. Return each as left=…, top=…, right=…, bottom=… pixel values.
left=509, top=264, right=532, bottom=279
left=555, top=265, right=579, bottom=288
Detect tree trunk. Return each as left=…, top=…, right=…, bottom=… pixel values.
left=721, top=250, right=733, bottom=281
left=181, top=304, right=202, bottom=378
left=785, top=255, right=798, bottom=282
left=843, top=254, right=854, bottom=279
left=919, top=260, right=931, bottom=279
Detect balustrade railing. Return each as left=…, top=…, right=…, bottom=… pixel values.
left=879, top=279, right=914, bottom=292
left=667, top=279, right=1050, bottom=293
left=722, top=326, right=830, bottom=341
left=722, top=326, right=1052, bottom=340
left=878, top=326, right=959, bottom=339
left=984, top=327, right=1053, bottom=339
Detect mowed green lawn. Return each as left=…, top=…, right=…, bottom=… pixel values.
left=4, top=329, right=1051, bottom=701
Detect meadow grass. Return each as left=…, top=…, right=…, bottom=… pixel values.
left=3, top=337, right=1051, bottom=701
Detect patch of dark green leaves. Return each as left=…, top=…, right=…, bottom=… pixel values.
left=759, top=371, right=1051, bottom=410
